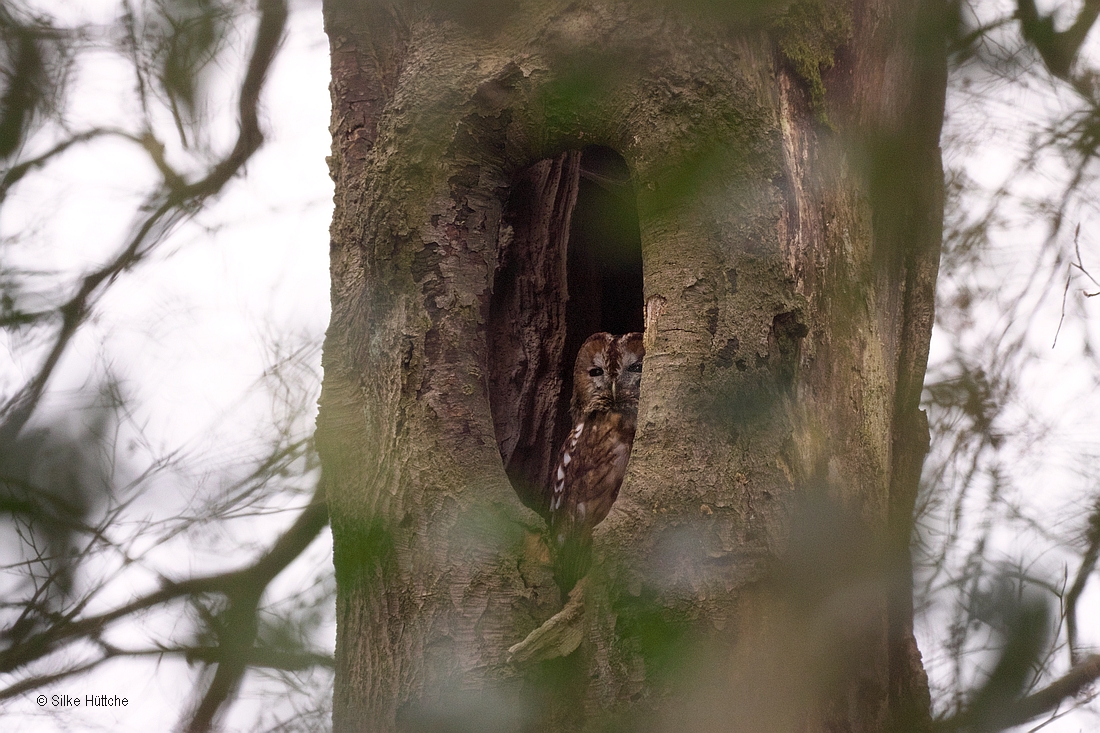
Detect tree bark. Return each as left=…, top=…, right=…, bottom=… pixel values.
left=318, top=1, right=946, bottom=731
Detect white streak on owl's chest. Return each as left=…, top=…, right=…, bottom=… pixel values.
left=551, top=421, right=585, bottom=511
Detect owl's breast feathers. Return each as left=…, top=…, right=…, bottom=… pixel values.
left=550, top=409, right=637, bottom=545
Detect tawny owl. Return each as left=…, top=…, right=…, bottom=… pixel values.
left=548, top=332, right=644, bottom=583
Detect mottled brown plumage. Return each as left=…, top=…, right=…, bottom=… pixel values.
left=548, top=332, right=643, bottom=585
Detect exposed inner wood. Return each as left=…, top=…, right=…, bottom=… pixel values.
left=488, top=146, right=644, bottom=518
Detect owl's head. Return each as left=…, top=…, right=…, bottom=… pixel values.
left=570, top=332, right=645, bottom=419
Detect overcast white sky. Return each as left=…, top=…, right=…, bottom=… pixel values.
left=2, top=1, right=333, bottom=730
left=919, top=4, right=1100, bottom=728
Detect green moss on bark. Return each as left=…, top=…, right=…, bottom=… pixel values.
left=771, top=0, right=852, bottom=123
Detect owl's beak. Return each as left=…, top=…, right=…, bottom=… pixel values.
left=611, top=381, right=617, bottom=402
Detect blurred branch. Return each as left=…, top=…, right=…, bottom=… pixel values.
left=0, top=1, right=322, bottom=730
left=0, top=0, right=288, bottom=446
left=194, top=0, right=286, bottom=194
left=184, top=589, right=262, bottom=733
left=0, top=128, right=113, bottom=203
left=0, top=657, right=105, bottom=701
left=1017, top=0, right=1100, bottom=81
left=993, top=653, right=1100, bottom=727
left=0, top=639, right=333, bottom=703
left=1065, top=501, right=1100, bottom=665
left=0, top=476, right=101, bottom=536
left=195, top=437, right=314, bottom=521
left=0, top=492, right=327, bottom=680
left=183, top=477, right=326, bottom=733
left=178, top=644, right=334, bottom=670
left=936, top=653, right=1100, bottom=731
left=0, top=5, right=52, bottom=158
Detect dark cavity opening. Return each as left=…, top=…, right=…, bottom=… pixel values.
left=769, top=311, right=808, bottom=392
left=487, top=145, right=643, bottom=517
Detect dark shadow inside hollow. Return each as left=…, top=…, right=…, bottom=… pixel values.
left=487, top=145, right=643, bottom=518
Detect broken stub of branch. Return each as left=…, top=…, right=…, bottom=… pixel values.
left=507, top=577, right=588, bottom=665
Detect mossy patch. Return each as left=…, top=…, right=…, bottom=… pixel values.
left=770, top=0, right=852, bottom=124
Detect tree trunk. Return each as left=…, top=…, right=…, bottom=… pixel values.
left=317, top=1, right=945, bottom=731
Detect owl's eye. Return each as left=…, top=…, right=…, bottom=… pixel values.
left=627, top=363, right=642, bottom=373
left=588, top=367, right=604, bottom=377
